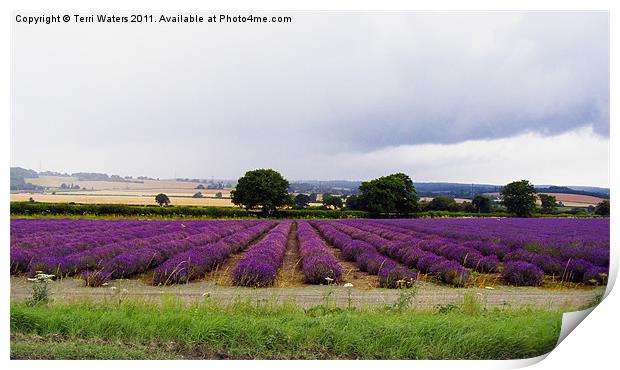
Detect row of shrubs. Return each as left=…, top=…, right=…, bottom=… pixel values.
left=10, top=202, right=369, bottom=219
left=10, top=202, right=599, bottom=219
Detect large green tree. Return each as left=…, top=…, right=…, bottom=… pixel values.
left=357, top=173, right=417, bottom=216
left=230, top=169, right=290, bottom=214
left=501, top=180, right=537, bottom=217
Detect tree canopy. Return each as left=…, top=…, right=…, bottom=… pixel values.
left=425, top=196, right=458, bottom=211
left=538, top=194, right=558, bottom=214
left=230, top=169, right=290, bottom=214
left=322, top=194, right=344, bottom=209
left=345, top=195, right=359, bottom=210
left=294, top=193, right=311, bottom=209
left=595, top=199, right=610, bottom=216
left=472, top=195, right=492, bottom=213
left=357, top=173, right=417, bottom=216
left=501, top=180, right=537, bottom=217
left=155, top=193, right=171, bottom=206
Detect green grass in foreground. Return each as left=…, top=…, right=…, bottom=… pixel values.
left=11, top=298, right=562, bottom=360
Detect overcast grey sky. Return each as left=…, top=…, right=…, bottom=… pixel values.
left=11, top=11, right=609, bottom=186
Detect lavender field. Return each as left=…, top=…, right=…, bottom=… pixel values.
left=10, top=218, right=609, bottom=289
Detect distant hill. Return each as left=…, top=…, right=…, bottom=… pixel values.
left=533, top=186, right=609, bottom=199
left=11, top=166, right=609, bottom=199
left=10, top=167, right=43, bottom=191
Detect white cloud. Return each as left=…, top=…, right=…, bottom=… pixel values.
left=305, top=126, right=609, bottom=187
left=11, top=12, right=609, bottom=185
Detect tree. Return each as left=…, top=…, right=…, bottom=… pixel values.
left=425, top=196, right=457, bottom=211
left=472, top=195, right=492, bottom=213
left=215, top=192, right=223, bottom=199
left=538, top=194, right=558, bottom=214
left=294, top=194, right=311, bottom=209
left=595, top=199, right=610, bottom=216
left=192, top=192, right=204, bottom=198
left=323, top=194, right=344, bottom=209
left=345, top=195, right=360, bottom=210
left=195, top=184, right=205, bottom=189
left=501, top=180, right=537, bottom=217
left=357, top=173, right=417, bottom=216
left=155, top=193, right=171, bottom=206
left=462, top=201, right=476, bottom=213
left=230, top=169, right=290, bottom=214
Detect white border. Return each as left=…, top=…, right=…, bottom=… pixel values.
left=2, top=1, right=617, bottom=369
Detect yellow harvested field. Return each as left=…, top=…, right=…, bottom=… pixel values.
left=11, top=193, right=235, bottom=207
left=538, top=193, right=606, bottom=207
left=17, top=175, right=234, bottom=206
left=54, top=189, right=231, bottom=197
left=485, top=192, right=605, bottom=207
left=25, top=176, right=228, bottom=194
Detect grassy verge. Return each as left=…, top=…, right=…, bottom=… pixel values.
left=11, top=333, right=180, bottom=359
left=11, top=298, right=561, bottom=360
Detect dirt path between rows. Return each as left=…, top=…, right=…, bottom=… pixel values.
left=311, top=224, right=380, bottom=289
left=274, top=222, right=305, bottom=287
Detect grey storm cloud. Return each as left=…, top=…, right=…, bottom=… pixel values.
left=11, top=11, right=609, bottom=182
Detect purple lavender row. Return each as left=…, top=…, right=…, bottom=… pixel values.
left=24, top=221, right=259, bottom=277
left=342, top=221, right=543, bottom=286
left=350, top=220, right=607, bottom=286
left=369, top=220, right=607, bottom=284
left=296, top=221, right=343, bottom=284
left=378, top=218, right=609, bottom=249
left=10, top=218, right=133, bottom=240
left=10, top=221, right=194, bottom=274
left=360, top=221, right=515, bottom=261
left=75, top=221, right=257, bottom=279
left=232, top=221, right=293, bottom=287
left=377, top=218, right=609, bottom=267
left=150, top=221, right=277, bottom=286
left=96, top=221, right=261, bottom=283
left=16, top=222, right=203, bottom=275
left=344, top=221, right=499, bottom=274
left=331, top=221, right=470, bottom=287
left=11, top=219, right=153, bottom=248
left=11, top=220, right=155, bottom=250
left=310, top=221, right=416, bottom=289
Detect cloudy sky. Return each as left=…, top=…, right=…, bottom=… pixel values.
left=11, top=11, right=609, bottom=186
